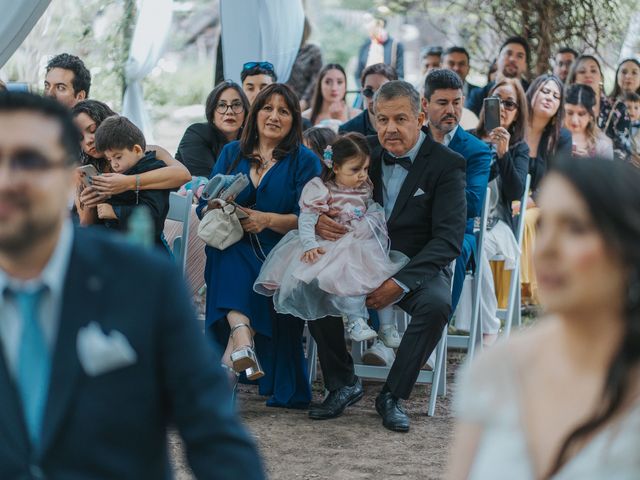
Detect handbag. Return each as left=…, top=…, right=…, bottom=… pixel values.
left=197, top=199, right=244, bottom=250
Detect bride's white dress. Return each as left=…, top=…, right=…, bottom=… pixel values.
left=454, top=344, right=640, bottom=479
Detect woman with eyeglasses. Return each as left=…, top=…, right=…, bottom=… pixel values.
left=302, top=63, right=361, bottom=130
left=566, top=55, right=632, bottom=160
left=564, top=84, right=613, bottom=159
left=463, top=78, right=529, bottom=343
left=197, top=83, right=321, bottom=408
left=71, top=100, right=190, bottom=225
left=519, top=75, right=572, bottom=306
left=176, top=81, right=250, bottom=178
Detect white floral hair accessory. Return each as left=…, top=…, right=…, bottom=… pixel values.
left=322, top=145, right=333, bottom=169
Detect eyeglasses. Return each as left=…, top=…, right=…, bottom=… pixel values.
left=242, top=61, right=275, bottom=72
left=490, top=95, right=519, bottom=112
left=362, top=86, right=375, bottom=98
left=216, top=101, right=245, bottom=114
left=0, top=150, right=69, bottom=176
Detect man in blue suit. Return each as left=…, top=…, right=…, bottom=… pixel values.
left=422, top=69, right=491, bottom=312
left=0, top=92, right=264, bottom=479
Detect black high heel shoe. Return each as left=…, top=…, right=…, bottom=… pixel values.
left=229, top=323, right=264, bottom=380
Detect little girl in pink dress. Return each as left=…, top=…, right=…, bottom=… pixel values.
left=254, top=133, right=408, bottom=344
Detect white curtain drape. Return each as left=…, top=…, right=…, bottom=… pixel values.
left=121, top=0, right=173, bottom=143
left=220, top=0, right=304, bottom=85
left=0, top=0, right=51, bottom=69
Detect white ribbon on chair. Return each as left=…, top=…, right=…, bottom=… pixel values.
left=121, top=0, right=173, bottom=143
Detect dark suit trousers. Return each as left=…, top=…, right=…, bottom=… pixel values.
left=309, top=269, right=452, bottom=400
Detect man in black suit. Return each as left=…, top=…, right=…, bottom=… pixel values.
left=0, top=92, right=264, bottom=479
left=308, top=81, right=467, bottom=432
left=442, top=46, right=480, bottom=99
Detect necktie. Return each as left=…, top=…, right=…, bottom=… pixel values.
left=14, top=286, right=50, bottom=447
left=383, top=151, right=412, bottom=171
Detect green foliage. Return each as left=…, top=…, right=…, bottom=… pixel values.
left=143, top=62, right=212, bottom=109
left=313, top=16, right=367, bottom=68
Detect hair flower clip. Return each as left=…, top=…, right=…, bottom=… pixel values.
left=322, top=145, right=334, bottom=169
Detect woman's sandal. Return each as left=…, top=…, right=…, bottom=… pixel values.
left=229, top=323, right=265, bottom=381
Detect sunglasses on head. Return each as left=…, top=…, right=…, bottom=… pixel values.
left=242, top=61, right=275, bottom=72
left=490, top=95, right=519, bottom=112
left=362, top=86, right=375, bottom=98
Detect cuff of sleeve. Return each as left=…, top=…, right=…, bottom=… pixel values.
left=301, top=239, right=320, bottom=252
left=391, top=277, right=410, bottom=304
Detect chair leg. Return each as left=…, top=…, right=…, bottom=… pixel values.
left=428, top=326, right=447, bottom=416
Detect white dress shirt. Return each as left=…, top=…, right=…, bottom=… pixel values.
left=0, top=220, right=73, bottom=378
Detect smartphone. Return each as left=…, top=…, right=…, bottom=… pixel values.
left=77, top=164, right=99, bottom=187
left=483, top=97, right=501, bottom=131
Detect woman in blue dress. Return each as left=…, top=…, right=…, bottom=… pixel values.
left=197, top=83, right=321, bottom=408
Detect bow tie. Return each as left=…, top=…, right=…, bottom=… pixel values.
left=383, top=152, right=412, bottom=171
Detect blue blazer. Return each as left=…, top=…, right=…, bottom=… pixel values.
left=0, top=228, right=265, bottom=479
left=447, top=127, right=492, bottom=233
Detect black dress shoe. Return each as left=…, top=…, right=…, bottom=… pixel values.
left=375, top=391, right=410, bottom=432
left=308, top=378, right=363, bottom=420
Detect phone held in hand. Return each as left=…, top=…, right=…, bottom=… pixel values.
left=77, top=164, right=99, bottom=187
left=483, top=97, right=501, bottom=131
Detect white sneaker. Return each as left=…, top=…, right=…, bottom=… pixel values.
left=378, top=325, right=402, bottom=348
left=362, top=340, right=396, bottom=366
left=346, top=317, right=378, bottom=342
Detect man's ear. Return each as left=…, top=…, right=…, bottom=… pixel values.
left=76, top=90, right=87, bottom=101
left=418, top=110, right=426, bottom=126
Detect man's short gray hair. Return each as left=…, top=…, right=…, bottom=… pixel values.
left=373, top=80, right=421, bottom=117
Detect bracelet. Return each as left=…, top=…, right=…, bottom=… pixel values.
left=135, top=174, right=141, bottom=205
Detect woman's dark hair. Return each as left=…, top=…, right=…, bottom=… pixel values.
left=487, top=58, right=497, bottom=84
left=526, top=74, right=565, bottom=156
left=309, top=63, right=347, bottom=125
left=321, top=132, right=370, bottom=182
left=565, top=83, right=598, bottom=144
left=303, top=126, right=337, bottom=159
left=71, top=99, right=117, bottom=171
left=239, top=83, right=303, bottom=166
left=546, top=155, right=640, bottom=478
left=476, top=77, right=529, bottom=145
left=610, top=58, right=640, bottom=100
left=203, top=81, right=249, bottom=159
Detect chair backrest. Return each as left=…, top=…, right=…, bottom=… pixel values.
left=513, top=174, right=532, bottom=248
left=167, top=190, right=194, bottom=272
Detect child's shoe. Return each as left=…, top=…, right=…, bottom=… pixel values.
left=346, top=317, right=377, bottom=342
left=378, top=325, right=402, bottom=348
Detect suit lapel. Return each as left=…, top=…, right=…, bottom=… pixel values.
left=370, top=143, right=384, bottom=205
left=0, top=345, right=29, bottom=452
left=40, top=234, right=102, bottom=456
left=387, top=135, right=433, bottom=224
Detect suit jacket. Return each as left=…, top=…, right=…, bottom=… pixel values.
left=0, top=228, right=264, bottom=479
left=447, top=126, right=492, bottom=233
left=356, top=37, right=404, bottom=81
left=339, top=109, right=377, bottom=136
left=529, top=127, right=572, bottom=193
left=368, top=131, right=467, bottom=291
left=176, top=122, right=229, bottom=178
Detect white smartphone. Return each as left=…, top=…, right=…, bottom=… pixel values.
left=77, top=164, right=99, bottom=187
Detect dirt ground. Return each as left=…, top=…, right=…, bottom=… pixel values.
left=169, top=354, right=463, bottom=480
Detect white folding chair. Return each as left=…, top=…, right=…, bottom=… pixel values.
left=166, top=190, right=194, bottom=273
left=496, top=174, right=531, bottom=337
left=304, top=322, right=318, bottom=386
left=447, top=187, right=491, bottom=359
left=351, top=311, right=448, bottom=417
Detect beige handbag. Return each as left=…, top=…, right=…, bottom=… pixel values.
left=197, top=200, right=243, bottom=250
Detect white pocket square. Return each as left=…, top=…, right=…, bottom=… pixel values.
left=76, top=322, right=137, bottom=376
left=413, top=188, right=426, bottom=197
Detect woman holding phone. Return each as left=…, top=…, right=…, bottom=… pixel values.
left=71, top=100, right=190, bottom=225
left=466, top=78, right=529, bottom=343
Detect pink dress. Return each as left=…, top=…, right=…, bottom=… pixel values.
left=254, top=177, right=408, bottom=320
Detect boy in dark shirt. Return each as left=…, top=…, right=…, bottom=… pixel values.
left=94, top=115, right=170, bottom=248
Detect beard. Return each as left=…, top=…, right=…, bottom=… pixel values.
left=433, top=115, right=458, bottom=134
left=0, top=209, right=61, bottom=255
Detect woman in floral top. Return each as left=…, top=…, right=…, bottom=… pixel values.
left=566, top=55, right=632, bottom=160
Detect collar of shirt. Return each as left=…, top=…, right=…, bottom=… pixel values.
left=0, top=219, right=74, bottom=302
left=426, top=123, right=459, bottom=147
left=385, top=130, right=426, bottom=164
